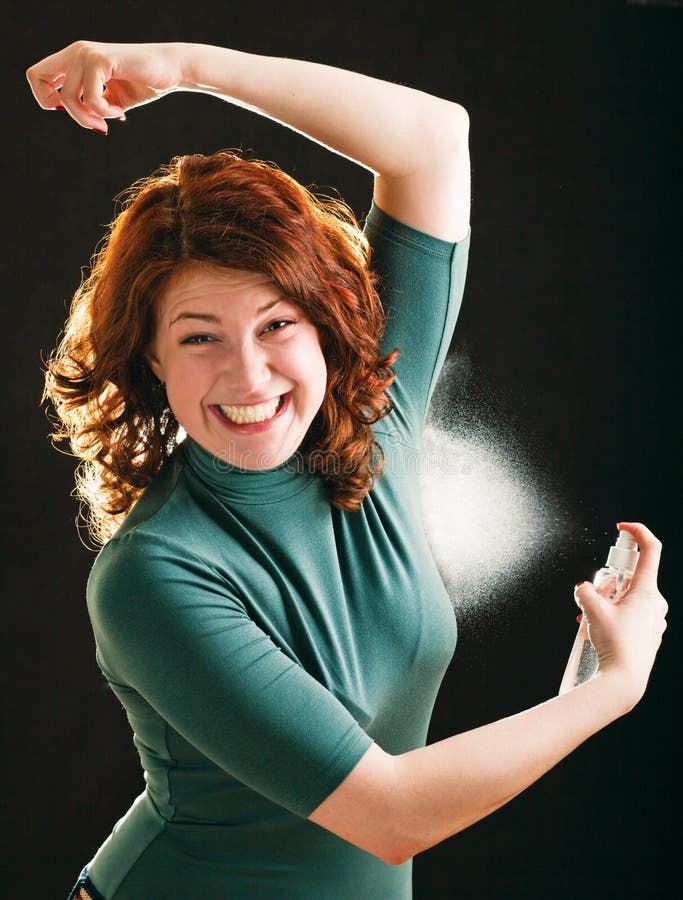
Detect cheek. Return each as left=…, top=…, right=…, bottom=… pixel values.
left=166, top=351, right=215, bottom=385
left=164, top=381, right=193, bottom=426
left=305, top=346, right=328, bottom=405
left=163, top=356, right=213, bottom=411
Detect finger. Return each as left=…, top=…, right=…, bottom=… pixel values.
left=101, top=85, right=127, bottom=119
left=575, top=613, right=589, bottom=640
left=55, top=62, right=86, bottom=124
left=58, top=65, right=108, bottom=132
left=82, top=60, right=122, bottom=120
left=26, top=42, right=83, bottom=108
left=573, top=581, right=615, bottom=632
left=574, top=581, right=590, bottom=621
left=616, top=521, right=662, bottom=587
left=26, top=64, right=67, bottom=110
left=574, top=581, right=600, bottom=613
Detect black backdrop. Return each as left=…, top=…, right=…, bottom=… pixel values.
left=3, top=1, right=681, bottom=897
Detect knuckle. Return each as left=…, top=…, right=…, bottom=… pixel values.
left=76, top=44, right=99, bottom=66
left=86, top=98, right=106, bottom=115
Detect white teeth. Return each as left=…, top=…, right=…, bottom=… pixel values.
left=218, top=396, right=282, bottom=424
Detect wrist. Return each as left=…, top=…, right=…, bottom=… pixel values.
left=176, top=43, right=240, bottom=95
left=176, top=42, right=203, bottom=91
left=590, top=667, right=641, bottom=717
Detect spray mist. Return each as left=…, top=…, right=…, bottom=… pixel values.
left=559, top=529, right=639, bottom=694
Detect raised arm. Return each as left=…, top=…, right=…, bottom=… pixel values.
left=26, top=40, right=470, bottom=241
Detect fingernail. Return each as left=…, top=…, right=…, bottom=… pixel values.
left=574, top=581, right=585, bottom=590
left=54, top=104, right=66, bottom=112
left=576, top=613, right=583, bottom=623
left=92, top=127, right=108, bottom=135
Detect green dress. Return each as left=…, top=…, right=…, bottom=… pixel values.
left=80, top=203, right=471, bottom=899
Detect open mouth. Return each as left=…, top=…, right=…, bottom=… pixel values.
left=212, top=392, right=289, bottom=429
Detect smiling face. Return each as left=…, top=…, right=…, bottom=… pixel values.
left=146, top=263, right=328, bottom=470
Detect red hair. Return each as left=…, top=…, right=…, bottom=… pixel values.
left=44, top=150, right=398, bottom=544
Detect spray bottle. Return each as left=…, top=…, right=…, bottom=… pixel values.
left=559, top=528, right=639, bottom=694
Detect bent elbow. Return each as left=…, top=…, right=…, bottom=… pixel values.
left=451, top=102, right=470, bottom=134
left=374, top=812, right=473, bottom=866
left=381, top=847, right=414, bottom=867
left=372, top=831, right=417, bottom=867
left=308, top=744, right=418, bottom=866
left=418, top=100, right=469, bottom=174
left=347, top=832, right=413, bottom=867
left=440, top=101, right=470, bottom=151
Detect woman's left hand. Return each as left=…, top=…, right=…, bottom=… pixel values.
left=575, top=521, right=668, bottom=710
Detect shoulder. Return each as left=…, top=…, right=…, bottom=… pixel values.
left=87, top=526, right=243, bottom=638
left=87, top=530, right=187, bottom=621
left=362, top=200, right=471, bottom=302
left=364, top=201, right=469, bottom=258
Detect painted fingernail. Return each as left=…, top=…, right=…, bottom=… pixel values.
left=54, top=104, right=66, bottom=112
left=92, top=127, right=108, bottom=135
left=576, top=613, right=583, bottom=623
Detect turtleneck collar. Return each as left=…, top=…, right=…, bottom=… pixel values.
left=181, top=436, right=319, bottom=505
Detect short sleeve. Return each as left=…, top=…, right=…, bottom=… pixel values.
left=87, top=531, right=373, bottom=818
left=364, top=202, right=471, bottom=441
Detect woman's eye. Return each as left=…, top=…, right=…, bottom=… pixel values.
left=180, top=321, right=295, bottom=344
left=264, top=319, right=296, bottom=334
left=181, top=334, right=216, bottom=345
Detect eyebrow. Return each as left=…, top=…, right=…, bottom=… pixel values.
left=169, top=298, right=286, bottom=328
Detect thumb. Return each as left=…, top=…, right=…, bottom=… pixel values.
left=574, top=580, right=610, bottom=623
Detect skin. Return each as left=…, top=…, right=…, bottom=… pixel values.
left=25, top=40, right=471, bottom=242
left=27, top=41, right=668, bottom=867
left=146, top=264, right=328, bottom=471
left=309, top=520, right=668, bottom=864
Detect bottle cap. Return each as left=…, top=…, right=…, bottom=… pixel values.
left=606, top=529, right=639, bottom=572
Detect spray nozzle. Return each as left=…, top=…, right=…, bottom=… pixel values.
left=606, top=528, right=639, bottom=572
left=615, top=529, right=637, bottom=550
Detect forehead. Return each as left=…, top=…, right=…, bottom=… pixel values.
left=159, top=264, right=287, bottom=317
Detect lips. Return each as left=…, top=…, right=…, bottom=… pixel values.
left=210, top=391, right=291, bottom=433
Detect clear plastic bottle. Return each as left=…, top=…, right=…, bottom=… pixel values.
left=559, top=529, right=639, bottom=694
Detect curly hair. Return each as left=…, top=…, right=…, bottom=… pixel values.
left=44, top=150, right=398, bottom=545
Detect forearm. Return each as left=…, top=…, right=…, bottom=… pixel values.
left=388, top=671, right=629, bottom=860
left=311, top=671, right=629, bottom=864
left=176, top=42, right=468, bottom=177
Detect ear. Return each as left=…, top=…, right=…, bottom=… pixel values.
left=145, top=347, right=165, bottom=383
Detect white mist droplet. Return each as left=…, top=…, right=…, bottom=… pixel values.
left=418, top=348, right=575, bottom=616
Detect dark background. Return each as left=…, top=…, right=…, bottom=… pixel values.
left=3, top=1, right=681, bottom=897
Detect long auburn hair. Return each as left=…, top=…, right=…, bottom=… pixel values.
left=43, top=150, right=398, bottom=545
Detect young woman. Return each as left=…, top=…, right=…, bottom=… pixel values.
left=26, top=40, right=668, bottom=900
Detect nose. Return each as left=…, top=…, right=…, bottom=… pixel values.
left=219, top=339, right=272, bottom=400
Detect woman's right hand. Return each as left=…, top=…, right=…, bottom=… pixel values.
left=26, top=40, right=185, bottom=133
left=575, top=521, right=668, bottom=711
